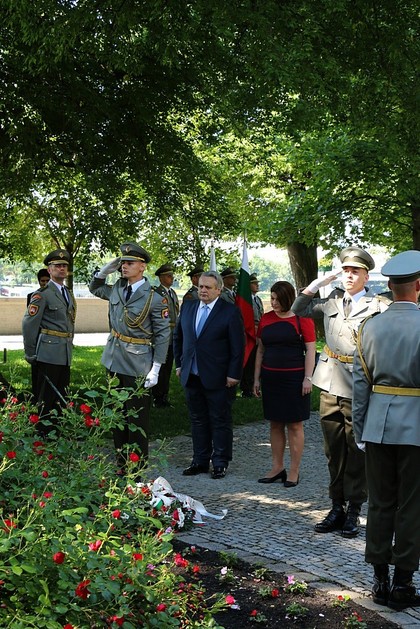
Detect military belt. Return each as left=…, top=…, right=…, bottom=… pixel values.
left=111, top=329, right=152, bottom=345
left=41, top=328, right=73, bottom=339
left=324, top=345, right=353, bottom=364
left=372, top=385, right=420, bottom=397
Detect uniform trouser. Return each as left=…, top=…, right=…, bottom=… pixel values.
left=184, top=374, right=235, bottom=468
left=240, top=344, right=257, bottom=394
left=153, top=343, right=174, bottom=402
left=112, top=372, right=151, bottom=460
left=365, top=442, right=420, bottom=571
left=320, top=391, right=367, bottom=504
left=36, top=361, right=70, bottom=437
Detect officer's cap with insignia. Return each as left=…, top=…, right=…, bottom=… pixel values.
left=187, top=265, right=204, bottom=278
left=120, top=242, right=151, bottom=263
left=155, top=263, right=174, bottom=276
left=221, top=267, right=238, bottom=278
left=339, top=246, right=375, bottom=271
left=381, top=250, right=420, bottom=284
left=250, top=273, right=259, bottom=283
left=43, top=249, right=70, bottom=266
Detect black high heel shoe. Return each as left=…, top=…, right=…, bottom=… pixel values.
left=284, top=475, right=299, bottom=488
left=258, top=469, right=287, bottom=484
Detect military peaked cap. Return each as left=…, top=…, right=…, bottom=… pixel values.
left=155, top=263, right=174, bottom=276
left=43, top=249, right=70, bottom=266
left=381, top=250, right=420, bottom=284
left=340, top=247, right=375, bottom=271
left=120, top=242, right=151, bottom=263
left=187, top=265, right=204, bottom=278
left=221, top=267, right=237, bottom=278
left=250, top=273, right=259, bottom=282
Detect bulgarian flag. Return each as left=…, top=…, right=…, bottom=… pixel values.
left=235, top=239, right=256, bottom=365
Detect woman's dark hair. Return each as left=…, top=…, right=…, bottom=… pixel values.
left=270, top=281, right=296, bottom=312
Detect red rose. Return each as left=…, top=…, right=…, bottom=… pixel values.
left=225, top=595, right=235, bottom=605
left=29, top=414, right=39, bottom=424
left=63, top=625, right=74, bottom=629
left=109, top=617, right=124, bottom=626
left=156, top=603, right=167, bottom=612
left=112, top=509, right=121, bottom=519
left=132, top=552, right=143, bottom=561
left=84, top=416, right=94, bottom=427
left=250, top=609, right=258, bottom=617
left=129, top=452, right=140, bottom=463
left=80, top=404, right=92, bottom=415
left=53, top=552, right=66, bottom=564
left=42, top=471, right=48, bottom=478
left=88, top=540, right=102, bottom=552
left=75, top=579, right=91, bottom=599
left=6, top=451, right=16, bottom=459
left=271, top=588, right=279, bottom=598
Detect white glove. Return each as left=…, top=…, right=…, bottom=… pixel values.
left=356, top=442, right=366, bottom=452
left=97, top=257, right=121, bottom=279
left=307, top=270, right=341, bottom=294
left=144, top=362, right=161, bottom=389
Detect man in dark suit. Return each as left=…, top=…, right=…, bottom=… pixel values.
left=174, top=271, right=245, bottom=479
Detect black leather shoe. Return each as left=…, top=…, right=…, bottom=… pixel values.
left=211, top=466, right=226, bottom=479
left=258, top=469, right=287, bottom=484
left=341, top=504, right=361, bottom=538
left=314, top=502, right=346, bottom=533
left=372, top=564, right=390, bottom=605
left=182, top=463, right=209, bottom=476
left=284, top=475, right=299, bottom=488
left=388, top=569, right=420, bottom=610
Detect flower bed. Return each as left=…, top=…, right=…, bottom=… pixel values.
left=0, top=383, right=228, bottom=628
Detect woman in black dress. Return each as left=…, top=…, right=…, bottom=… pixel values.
left=254, top=281, right=316, bottom=487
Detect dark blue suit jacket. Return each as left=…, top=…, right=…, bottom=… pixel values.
left=173, top=298, right=245, bottom=389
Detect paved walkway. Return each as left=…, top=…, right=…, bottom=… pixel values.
left=158, top=416, right=420, bottom=628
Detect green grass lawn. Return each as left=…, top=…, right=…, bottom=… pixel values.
left=1, top=346, right=320, bottom=441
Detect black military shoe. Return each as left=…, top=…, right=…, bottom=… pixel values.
left=372, top=564, right=390, bottom=606
left=314, top=502, right=346, bottom=533
left=342, top=504, right=361, bottom=538
left=182, top=463, right=209, bottom=476
left=388, top=569, right=420, bottom=610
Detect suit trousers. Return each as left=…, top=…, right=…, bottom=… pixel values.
left=319, top=391, right=367, bottom=504
left=36, top=361, right=70, bottom=437
left=365, top=442, right=420, bottom=571
left=185, top=374, right=235, bottom=468
left=153, top=342, right=174, bottom=402
left=111, top=372, right=151, bottom=461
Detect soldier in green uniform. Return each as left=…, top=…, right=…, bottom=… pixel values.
left=292, top=246, right=391, bottom=538
left=89, top=242, right=170, bottom=466
left=220, top=267, right=237, bottom=304
left=153, top=263, right=179, bottom=408
left=22, top=249, right=76, bottom=437
left=353, top=250, right=420, bottom=610
left=182, top=266, right=204, bottom=303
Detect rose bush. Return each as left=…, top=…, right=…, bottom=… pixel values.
left=0, top=382, right=226, bottom=628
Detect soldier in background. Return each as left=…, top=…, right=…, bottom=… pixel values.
left=240, top=273, right=264, bottom=397
left=89, top=242, right=170, bottom=467
left=22, top=250, right=75, bottom=437
left=182, top=265, right=204, bottom=303
left=153, top=263, right=179, bottom=408
left=220, top=267, right=237, bottom=304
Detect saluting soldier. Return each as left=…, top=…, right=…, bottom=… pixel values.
left=182, top=265, right=204, bottom=303
left=22, top=249, right=76, bottom=437
left=153, top=263, right=179, bottom=408
left=89, top=242, right=170, bottom=467
left=353, top=250, right=420, bottom=610
left=292, top=246, right=392, bottom=538
left=220, top=267, right=237, bottom=304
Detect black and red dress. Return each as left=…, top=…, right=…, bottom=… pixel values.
left=257, top=312, right=316, bottom=423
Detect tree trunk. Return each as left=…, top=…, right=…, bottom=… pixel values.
left=287, top=241, right=324, bottom=338
left=287, top=241, right=319, bottom=290
left=412, top=203, right=420, bottom=250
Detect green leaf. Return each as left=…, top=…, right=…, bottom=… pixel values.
left=11, top=565, right=23, bottom=575
left=21, top=563, right=37, bottom=573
